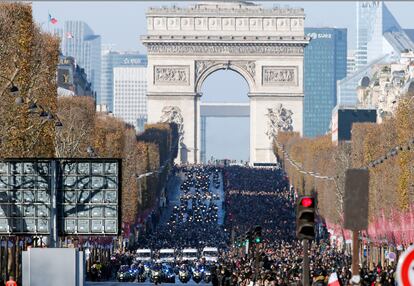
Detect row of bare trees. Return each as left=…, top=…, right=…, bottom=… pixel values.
left=274, top=94, right=414, bottom=242
left=0, top=2, right=179, bottom=282
left=0, top=1, right=179, bottom=231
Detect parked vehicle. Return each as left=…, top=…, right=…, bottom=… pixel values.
left=159, top=249, right=175, bottom=263
left=202, top=247, right=219, bottom=263
left=136, top=249, right=152, bottom=262
left=181, top=248, right=198, bottom=262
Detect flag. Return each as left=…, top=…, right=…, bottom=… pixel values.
left=328, top=272, right=341, bottom=286
left=66, top=32, right=74, bottom=39
left=48, top=13, right=58, bottom=25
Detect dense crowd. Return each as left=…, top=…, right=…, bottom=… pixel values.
left=99, top=164, right=398, bottom=285
left=218, top=166, right=396, bottom=286
left=136, top=165, right=228, bottom=250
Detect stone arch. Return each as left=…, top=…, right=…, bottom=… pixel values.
left=195, top=61, right=255, bottom=94
left=143, top=2, right=308, bottom=164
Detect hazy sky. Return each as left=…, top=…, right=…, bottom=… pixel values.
left=32, top=1, right=414, bottom=162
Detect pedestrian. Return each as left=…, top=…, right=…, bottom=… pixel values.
left=6, top=276, right=17, bottom=286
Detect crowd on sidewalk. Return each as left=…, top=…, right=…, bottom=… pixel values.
left=219, top=166, right=397, bottom=286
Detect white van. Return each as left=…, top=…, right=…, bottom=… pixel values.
left=182, top=248, right=198, bottom=261
left=136, top=249, right=152, bottom=262
left=159, top=248, right=175, bottom=263
left=202, top=247, right=218, bottom=262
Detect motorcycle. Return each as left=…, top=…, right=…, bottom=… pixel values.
left=151, top=268, right=163, bottom=285
left=117, top=265, right=135, bottom=282
left=192, top=267, right=203, bottom=284
left=162, top=264, right=176, bottom=283
left=178, top=268, right=191, bottom=283
left=203, top=266, right=212, bottom=283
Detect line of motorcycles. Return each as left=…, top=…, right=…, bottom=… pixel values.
left=117, top=262, right=214, bottom=284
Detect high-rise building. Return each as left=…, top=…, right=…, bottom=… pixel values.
left=57, top=21, right=101, bottom=102
left=347, top=50, right=357, bottom=76
left=101, top=50, right=147, bottom=112
left=303, top=28, right=347, bottom=137
left=113, top=66, right=147, bottom=131
left=338, top=1, right=414, bottom=106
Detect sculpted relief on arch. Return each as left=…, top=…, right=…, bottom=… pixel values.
left=265, top=104, right=294, bottom=140
left=195, top=60, right=256, bottom=84
left=160, top=106, right=184, bottom=143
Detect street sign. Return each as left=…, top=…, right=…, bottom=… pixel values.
left=397, top=245, right=414, bottom=286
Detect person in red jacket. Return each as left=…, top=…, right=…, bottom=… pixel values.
left=5, top=276, right=17, bottom=286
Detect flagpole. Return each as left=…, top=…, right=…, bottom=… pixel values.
left=47, top=10, right=50, bottom=32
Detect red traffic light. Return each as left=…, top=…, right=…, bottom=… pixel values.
left=300, top=197, right=314, bottom=207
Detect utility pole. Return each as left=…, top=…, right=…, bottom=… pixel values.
left=303, top=240, right=310, bottom=286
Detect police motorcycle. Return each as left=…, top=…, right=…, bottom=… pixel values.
left=178, top=264, right=191, bottom=283
left=161, top=263, right=176, bottom=283
left=143, top=261, right=152, bottom=278
left=150, top=262, right=163, bottom=285
left=202, top=264, right=212, bottom=283
left=117, top=264, right=135, bottom=282
left=191, top=263, right=204, bottom=284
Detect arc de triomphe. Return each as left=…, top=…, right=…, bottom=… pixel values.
left=142, top=1, right=309, bottom=164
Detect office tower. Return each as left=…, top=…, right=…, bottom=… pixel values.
left=303, top=28, right=347, bottom=137
left=347, top=50, right=357, bottom=76
left=338, top=1, right=414, bottom=106
left=58, top=21, right=101, bottom=102
left=113, top=66, right=147, bottom=131
left=101, top=50, right=147, bottom=112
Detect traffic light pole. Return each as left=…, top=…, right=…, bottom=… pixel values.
left=352, top=230, right=359, bottom=276
left=303, top=240, right=310, bottom=286
left=254, top=243, right=260, bottom=282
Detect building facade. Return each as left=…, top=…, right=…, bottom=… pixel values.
left=101, top=51, right=147, bottom=112
left=338, top=1, right=414, bottom=106
left=303, top=28, right=347, bottom=137
left=57, top=21, right=101, bottom=102
left=357, top=51, right=414, bottom=122
left=347, top=50, right=357, bottom=76
left=57, top=56, right=95, bottom=98
left=113, top=66, right=147, bottom=131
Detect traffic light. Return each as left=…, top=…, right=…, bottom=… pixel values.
left=296, top=196, right=315, bottom=240
left=253, top=226, right=262, bottom=243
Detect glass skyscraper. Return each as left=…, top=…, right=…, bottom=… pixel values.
left=338, top=1, right=414, bottom=106
left=101, top=51, right=147, bottom=112
left=57, top=21, right=101, bottom=102
left=303, top=28, right=347, bottom=138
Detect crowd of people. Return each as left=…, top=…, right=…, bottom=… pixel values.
left=96, top=164, right=399, bottom=285
left=136, top=165, right=229, bottom=250
left=218, top=166, right=397, bottom=286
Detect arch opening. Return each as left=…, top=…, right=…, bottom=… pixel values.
left=199, top=69, right=250, bottom=163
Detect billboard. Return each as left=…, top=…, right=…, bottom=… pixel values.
left=0, top=160, right=51, bottom=234
left=58, top=159, right=121, bottom=235
left=0, top=159, right=121, bottom=236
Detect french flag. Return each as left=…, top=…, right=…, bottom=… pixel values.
left=328, top=272, right=341, bottom=286
left=48, top=13, right=57, bottom=25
